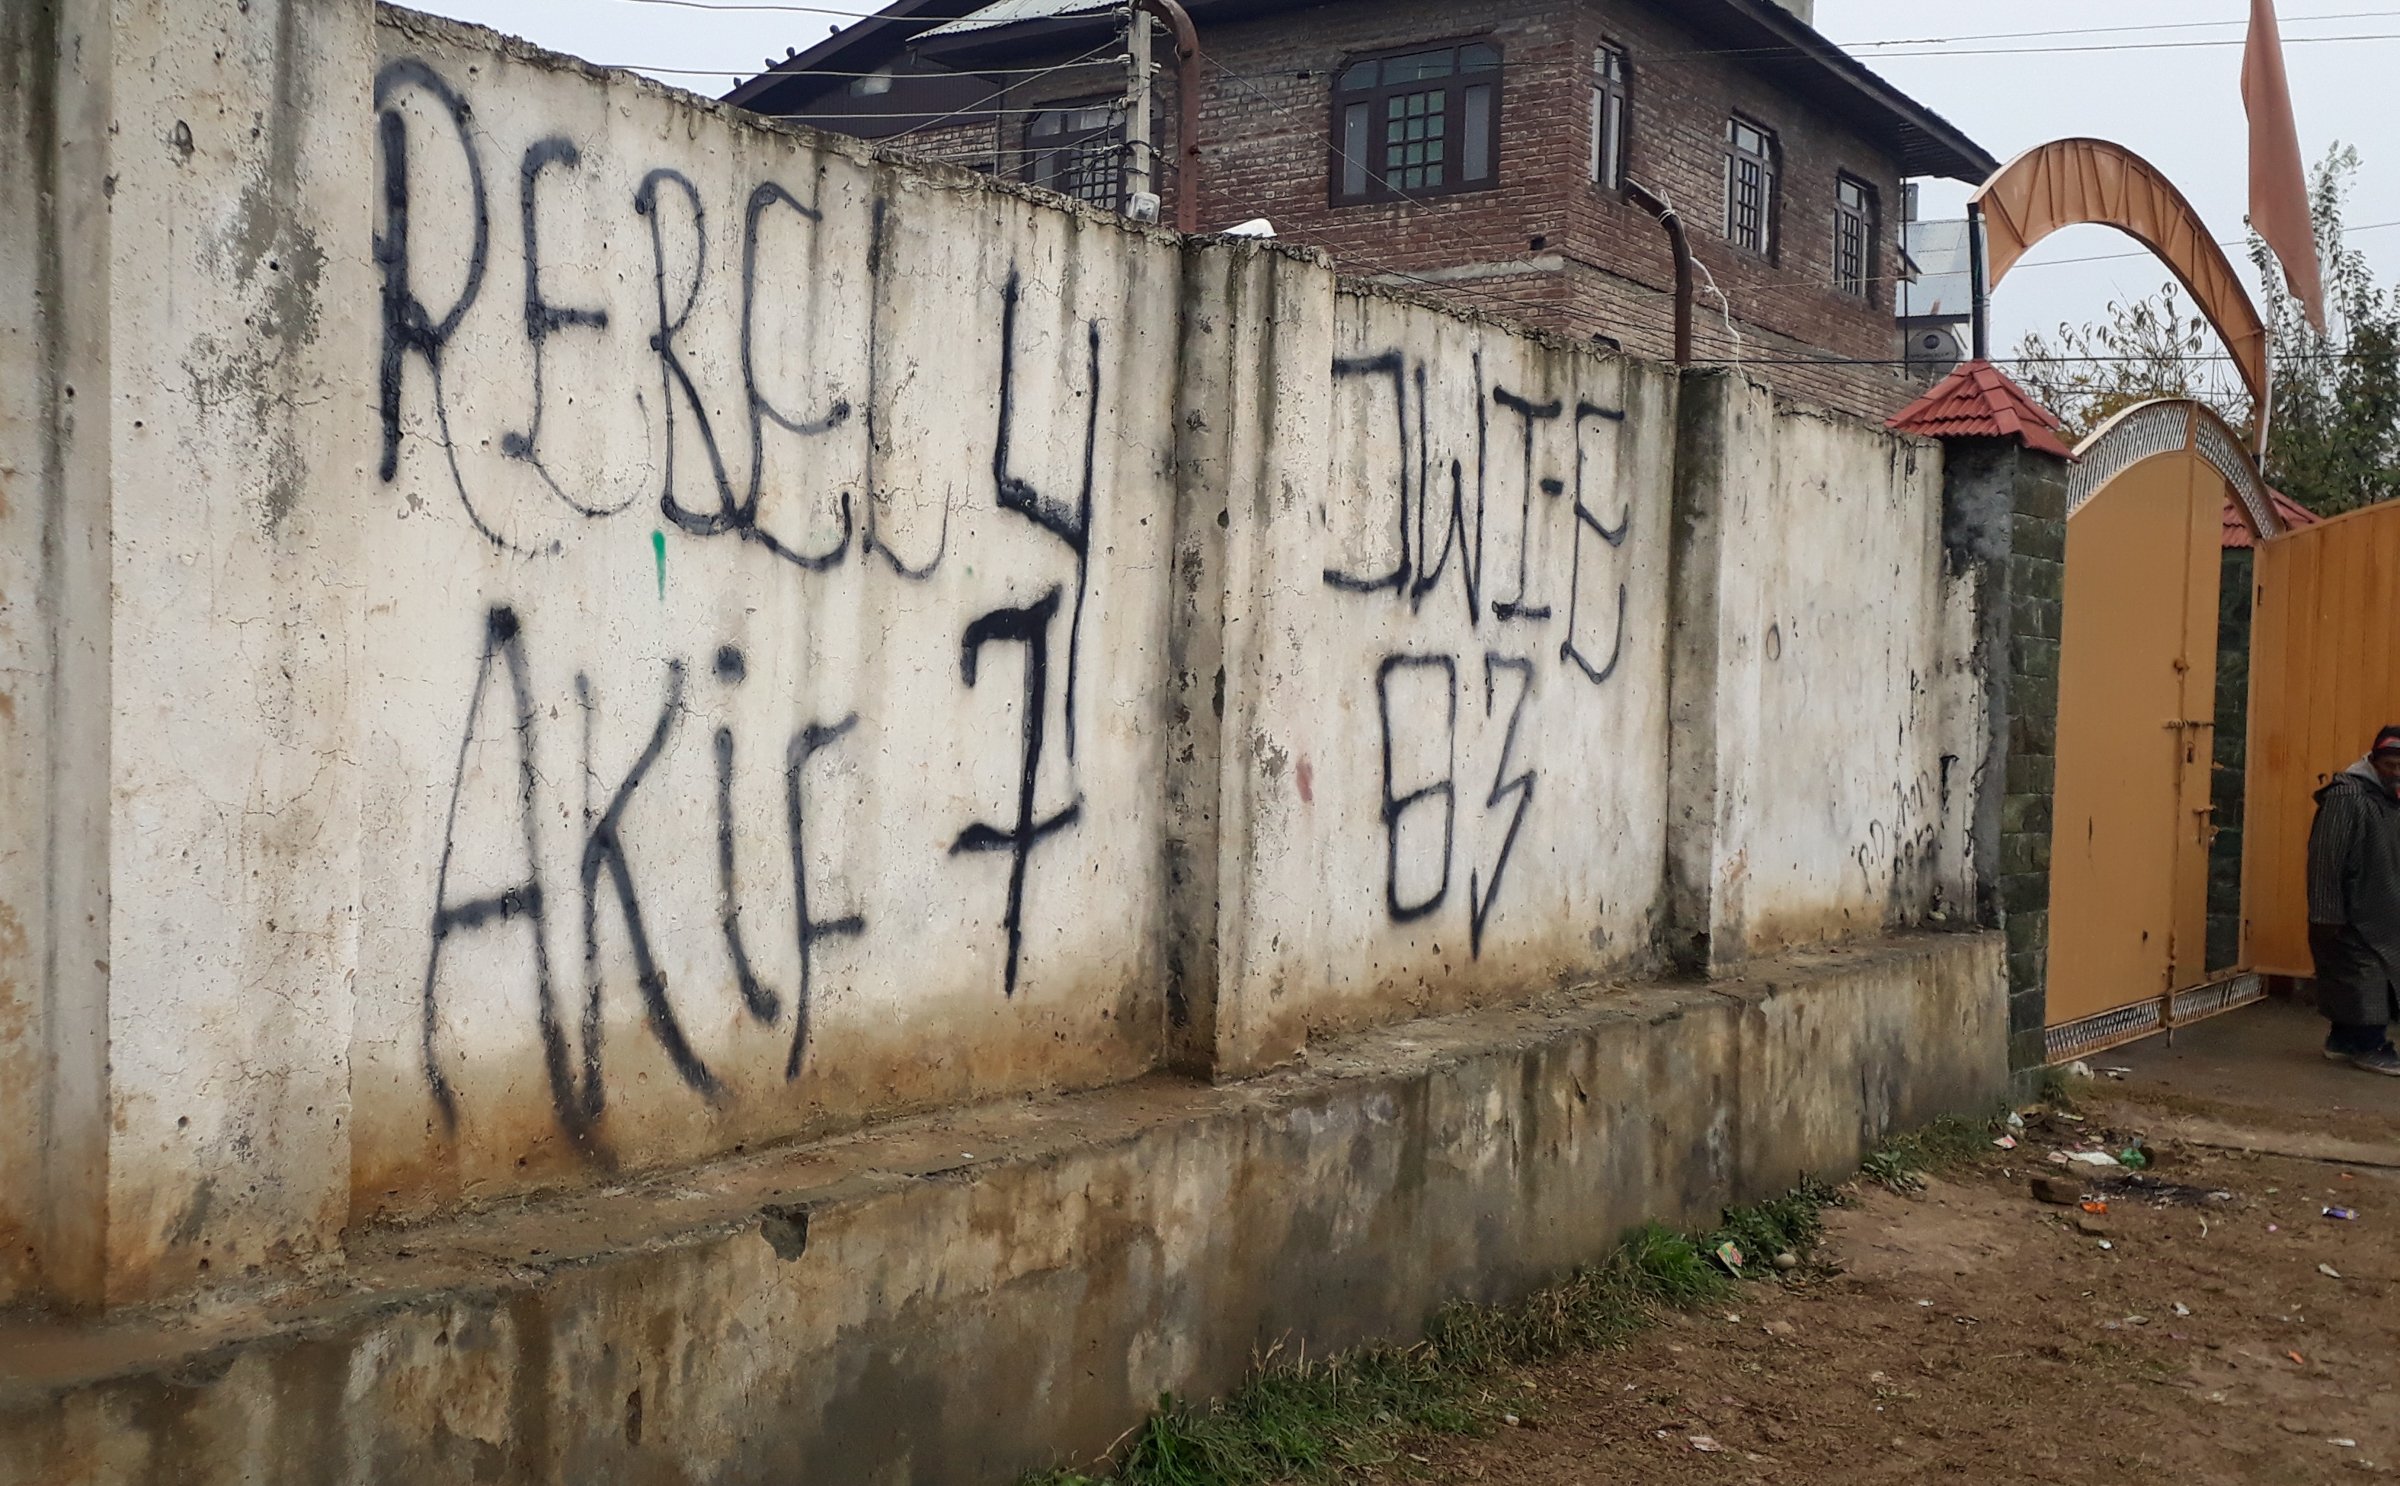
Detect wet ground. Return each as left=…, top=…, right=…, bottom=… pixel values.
left=1358, top=998, right=2400, bottom=1485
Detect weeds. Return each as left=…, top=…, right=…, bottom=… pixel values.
left=1024, top=1114, right=1993, bottom=1484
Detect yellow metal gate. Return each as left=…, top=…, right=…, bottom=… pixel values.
left=2244, top=499, right=2400, bottom=976
left=2046, top=402, right=2281, bottom=1060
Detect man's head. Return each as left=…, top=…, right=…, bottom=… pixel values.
left=2372, top=726, right=2400, bottom=786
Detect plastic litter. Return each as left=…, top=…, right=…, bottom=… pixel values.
left=2289, top=1350, right=2307, bottom=1365
left=2006, top=1110, right=2027, bottom=1130
left=2068, top=1151, right=2123, bottom=1168
left=2082, top=1201, right=2110, bottom=1215
left=2332, top=1439, right=2359, bottom=1449
left=2320, top=1263, right=2344, bottom=1279
left=2117, top=1146, right=2151, bottom=1170
left=2173, top=1303, right=2192, bottom=1317
left=1994, top=1135, right=2019, bottom=1150
left=1713, top=1241, right=1746, bottom=1273
left=1689, top=1436, right=1725, bottom=1454
left=2325, top=1207, right=2358, bottom=1221
left=2097, top=1240, right=2114, bottom=1250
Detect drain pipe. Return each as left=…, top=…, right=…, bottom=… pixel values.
left=1132, top=0, right=1201, bottom=233
left=1624, top=179, right=1693, bottom=366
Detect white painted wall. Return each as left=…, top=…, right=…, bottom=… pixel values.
left=1709, top=385, right=1978, bottom=957
left=352, top=12, right=1183, bottom=1212
left=1216, top=289, right=1678, bottom=1069
left=1, top=0, right=1978, bottom=1307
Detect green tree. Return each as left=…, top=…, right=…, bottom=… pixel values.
left=2013, top=144, right=2400, bottom=516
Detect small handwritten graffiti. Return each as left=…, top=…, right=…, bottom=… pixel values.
left=1329, top=351, right=1635, bottom=956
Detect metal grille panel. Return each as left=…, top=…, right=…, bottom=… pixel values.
left=2045, top=974, right=2267, bottom=1065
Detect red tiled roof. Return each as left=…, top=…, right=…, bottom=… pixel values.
left=1886, top=359, right=2076, bottom=461
left=2224, top=487, right=2321, bottom=548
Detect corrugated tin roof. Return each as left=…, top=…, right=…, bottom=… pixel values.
left=1886, top=359, right=2075, bottom=461
left=2225, top=488, right=2319, bottom=549
left=921, top=0, right=1111, bottom=38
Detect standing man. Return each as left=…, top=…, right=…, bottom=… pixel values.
left=2307, top=726, right=2400, bottom=1074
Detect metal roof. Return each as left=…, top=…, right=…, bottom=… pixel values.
left=920, top=0, right=1111, bottom=38
left=732, top=0, right=1997, bottom=185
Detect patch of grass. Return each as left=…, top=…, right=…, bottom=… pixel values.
left=1861, top=1113, right=1998, bottom=1192
left=1022, top=1117, right=1989, bottom=1484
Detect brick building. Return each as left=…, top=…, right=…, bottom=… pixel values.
left=727, top=0, right=1996, bottom=417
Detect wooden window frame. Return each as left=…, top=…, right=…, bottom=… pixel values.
left=1723, top=114, right=1780, bottom=259
left=1328, top=39, right=1504, bottom=207
left=1591, top=41, right=1631, bottom=193
left=1833, top=172, right=1877, bottom=301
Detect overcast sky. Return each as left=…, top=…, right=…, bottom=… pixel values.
left=415, top=0, right=2394, bottom=357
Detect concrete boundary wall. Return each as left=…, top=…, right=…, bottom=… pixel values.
left=0, top=933, right=2003, bottom=1486
left=2, top=0, right=1993, bottom=1365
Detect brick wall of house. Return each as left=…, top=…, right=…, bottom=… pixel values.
left=806, top=0, right=1939, bottom=418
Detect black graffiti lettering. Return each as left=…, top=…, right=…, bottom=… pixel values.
left=1411, top=360, right=1488, bottom=623
left=1561, top=398, right=1633, bottom=684
left=1376, top=654, right=1458, bottom=923
left=638, top=171, right=854, bottom=569
left=991, top=270, right=1097, bottom=759
left=1325, top=352, right=1412, bottom=594
left=376, top=61, right=519, bottom=551
left=502, top=137, right=630, bottom=518
left=951, top=588, right=1083, bottom=997
left=638, top=168, right=741, bottom=539
left=741, top=182, right=854, bottom=569
left=1469, top=655, right=1537, bottom=958
left=785, top=714, right=866, bottom=1079
left=710, top=645, right=782, bottom=1025
left=421, top=607, right=572, bottom=1133
left=859, top=196, right=950, bottom=582
left=1489, top=386, right=1565, bottom=623
left=578, top=659, right=722, bottom=1118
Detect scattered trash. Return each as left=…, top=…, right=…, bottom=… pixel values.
left=2066, top=1061, right=2096, bottom=1079
left=2082, top=1200, right=2110, bottom=1215
left=2269, top=1224, right=2281, bottom=1234
left=2326, top=1207, right=2359, bottom=1221
left=2333, top=1439, right=2360, bottom=1449
left=2055, top=1111, right=2087, bottom=1123
left=1916, top=1299, right=1934, bottom=1308
left=2048, top=1151, right=2073, bottom=1166
left=1714, top=1241, right=1746, bottom=1273
left=1774, top=1252, right=1800, bottom=1272
left=1502, top=1413, right=1521, bottom=1428
left=2118, top=1146, right=2151, bottom=1170
left=1689, top=1436, right=1725, bottom=1454
left=1722, top=1313, right=1743, bottom=1324
left=1994, top=1135, right=2019, bottom=1150
left=2174, top=1303, right=2192, bottom=1317
left=2069, top=1151, right=2124, bottom=1169
left=2124, top=1314, right=2150, bottom=1326
left=2033, top=1176, right=2084, bottom=1205
left=2290, top=1350, right=2309, bottom=1365
left=2098, top=1240, right=2115, bottom=1250
left=2320, top=1263, right=2345, bottom=1279
left=2103, top=1065, right=2134, bottom=1078
left=2006, top=1110, right=2027, bottom=1130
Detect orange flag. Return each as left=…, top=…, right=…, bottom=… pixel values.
left=2244, top=0, right=2328, bottom=331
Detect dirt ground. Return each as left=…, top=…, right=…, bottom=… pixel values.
left=1371, top=1001, right=2400, bottom=1485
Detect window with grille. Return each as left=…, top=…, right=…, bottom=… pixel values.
left=1027, top=101, right=1125, bottom=211
left=1723, top=116, right=1778, bottom=255
left=1591, top=43, right=1629, bottom=191
left=1330, top=41, right=1501, bottom=205
left=1834, top=174, right=1876, bottom=297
